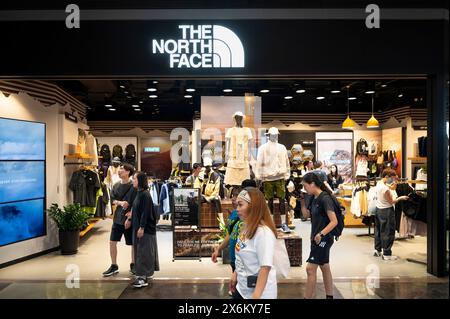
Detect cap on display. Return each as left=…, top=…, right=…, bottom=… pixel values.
left=266, top=127, right=280, bottom=135
left=233, top=111, right=244, bottom=118
left=112, top=157, right=121, bottom=164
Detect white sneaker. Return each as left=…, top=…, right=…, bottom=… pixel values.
left=382, top=255, right=398, bottom=261
left=373, top=250, right=382, bottom=257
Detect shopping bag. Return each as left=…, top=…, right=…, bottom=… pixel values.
left=273, top=238, right=291, bottom=279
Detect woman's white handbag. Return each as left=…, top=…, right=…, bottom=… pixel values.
left=273, top=239, right=291, bottom=279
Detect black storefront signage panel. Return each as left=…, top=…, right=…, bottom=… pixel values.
left=0, top=20, right=445, bottom=77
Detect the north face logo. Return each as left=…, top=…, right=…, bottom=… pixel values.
left=152, top=25, right=245, bottom=68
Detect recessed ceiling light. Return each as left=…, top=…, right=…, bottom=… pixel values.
left=260, top=89, right=270, bottom=93
left=331, top=90, right=341, bottom=94
left=296, top=89, right=306, bottom=93
left=105, top=104, right=112, bottom=107
left=284, top=96, right=293, bottom=100
left=186, top=88, right=196, bottom=92
left=365, top=90, right=375, bottom=94
left=184, top=95, right=193, bottom=98
left=348, top=97, right=357, bottom=100
left=126, top=96, right=132, bottom=98
left=223, top=89, right=233, bottom=93
left=381, top=84, right=387, bottom=88
left=149, top=95, right=158, bottom=98
left=132, top=104, right=139, bottom=108
left=153, top=80, right=158, bottom=84
left=147, top=88, right=157, bottom=92
left=134, top=109, right=141, bottom=111
left=316, top=96, right=325, bottom=100
left=109, top=108, right=116, bottom=111
left=139, top=101, right=143, bottom=104
left=119, top=85, right=125, bottom=89
left=398, top=94, right=403, bottom=98
left=124, top=91, right=128, bottom=94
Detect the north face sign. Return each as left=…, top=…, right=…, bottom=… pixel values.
left=152, top=25, right=245, bottom=69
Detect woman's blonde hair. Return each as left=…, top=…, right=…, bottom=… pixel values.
left=240, top=187, right=277, bottom=239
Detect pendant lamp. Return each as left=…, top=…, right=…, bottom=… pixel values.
left=342, top=86, right=356, bottom=130
left=366, top=95, right=380, bottom=128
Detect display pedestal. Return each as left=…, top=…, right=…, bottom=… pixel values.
left=277, top=230, right=302, bottom=267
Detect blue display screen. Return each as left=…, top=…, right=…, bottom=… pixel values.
left=0, top=118, right=46, bottom=246
left=0, top=199, right=45, bottom=246
left=0, top=118, right=45, bottom=160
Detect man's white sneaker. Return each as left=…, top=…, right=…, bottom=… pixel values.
left=382, top=255, right=398, bottom=261
left=373, top=250, right=382, bottom=257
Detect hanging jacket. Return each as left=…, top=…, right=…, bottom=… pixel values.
left=255, top=141, right=291, bottom=181
left=159, top=183, right=171, bottom=215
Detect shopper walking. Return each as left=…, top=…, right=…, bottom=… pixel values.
left=301, top=172, right=338, bottom=299
left=103, top=163, right=136, bottom=277
left=229, top=187, right=277, bottom=299
left=129, top=171, right=160, bottom=288
left=374, top=169, right=409, bottom=260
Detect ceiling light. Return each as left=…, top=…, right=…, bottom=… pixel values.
left=398, top=94, right=403, bottom=98
left=296, top=89, right=306, bottom=93
left=223, top=89, right=233, bottom=93
left=147, top=88, right=157, bottom=92
left=342, top=86, right=355, bottom=130
left=149, top=95, right=158, bottom=98
left=139, top=101, right=143, bottom=104
left=186, top=88, right=196, bottom=92
left=365, top=90, right=375, bottom=94
left=331, top=90, right=341, bottom=94
left=153, top=80, right=158, bottom=84
left=381, top=84, right=387, bottom=88
left=105, top=104, right=112, bottom=107
left=132, top=104, right=139, bottom=108
left=284, top=96, right=293, bottom=100
left=366, top=95, right=380, bottom=129
left=184, top=95, right=193, bottom=98
left=260, top=89, right=270, bottom=93
left=126, top=96, right=132, bottom=99
left=316, top=96, right=325, bottom=100
left=124, top=91, right=128, bottom=94
left=119, top=85, right=125, bottom=89
left=348, top=97, right=357, bottom=100
left=134, top=109, right=141, bottom=111
left=109, top=108, right=116, bottom=111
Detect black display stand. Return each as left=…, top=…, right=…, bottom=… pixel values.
left=172, top=187, right=202, bottom=262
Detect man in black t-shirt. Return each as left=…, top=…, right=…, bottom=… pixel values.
left=103, top=164, right=137, bottom=277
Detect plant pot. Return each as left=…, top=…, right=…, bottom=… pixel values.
left=59, top=230, right=80, bottom=255
left=222, top=248, right=231, bottom=264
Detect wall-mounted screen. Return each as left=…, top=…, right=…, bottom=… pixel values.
left=0, top=117, right=46, bottom=247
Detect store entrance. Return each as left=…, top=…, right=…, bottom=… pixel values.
left=0, top=77, right=438, bottom=283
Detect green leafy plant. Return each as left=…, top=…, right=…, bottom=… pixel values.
left=47, top=203, right=91, bottom=231
left=216, top=216, right=228, bottom=242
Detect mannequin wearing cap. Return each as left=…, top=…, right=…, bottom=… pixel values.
left=201, top=158, right=224, bottom=225
left=106, top=157, right=122, bottom=191
left=255, top=127, right=290, bottom=228
left=224, top=112, right=253, bottom=186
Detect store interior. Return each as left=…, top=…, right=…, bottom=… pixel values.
left=0, top=78, right=437, bottom=283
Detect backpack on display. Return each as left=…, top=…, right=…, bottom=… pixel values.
left=125, top=144, right=136, bottom=165
left=368, top=142, right=378, bottom=156
left=113, top=144, right=123, bottom=160
left=100, top=144, right=111, bottom=164
left=356, top=139, right=369, bottom=156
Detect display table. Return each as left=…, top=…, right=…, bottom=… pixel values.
left=277, top=230, right=302, bottom=267
left=336, top=197, right=365, bottom=227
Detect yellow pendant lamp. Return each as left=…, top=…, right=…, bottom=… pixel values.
left=366, top=95, right=379, bottom=128
left=342, top=86, right=355, bottom=130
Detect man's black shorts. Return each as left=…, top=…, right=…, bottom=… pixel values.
left=307, top=238, right=334, bottom=265
left=110, top=223, right=133, bottom=246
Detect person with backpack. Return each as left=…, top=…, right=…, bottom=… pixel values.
left=301, top=172, right=340, bottom=299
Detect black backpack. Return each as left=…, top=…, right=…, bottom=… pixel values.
left=320, top=192, right=345, bottom=241
left=100, top=144, right=111, bottom=164
left=356, top=138, right=369, bottom=156
left=125, top=144, right=136, bottom=165
left=113, top=144, right=123, bottom=160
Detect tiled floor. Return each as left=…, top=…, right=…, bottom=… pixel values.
left=0, top=278, right=447, bottom=299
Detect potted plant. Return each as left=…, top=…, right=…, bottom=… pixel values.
left=217, top=217, right=231, bottom=264
left=47, top=203, right=91, bottom=255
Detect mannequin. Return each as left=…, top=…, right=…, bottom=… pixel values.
left=224, top=111, right=253, bottom=186
left=255, top=127, right=290, bottom=228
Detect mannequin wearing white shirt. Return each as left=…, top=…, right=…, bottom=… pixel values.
left=255, top=129, right=290, bottom=228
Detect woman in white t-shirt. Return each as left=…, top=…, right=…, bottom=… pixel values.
left=229, top=187, right=278, bottom=299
